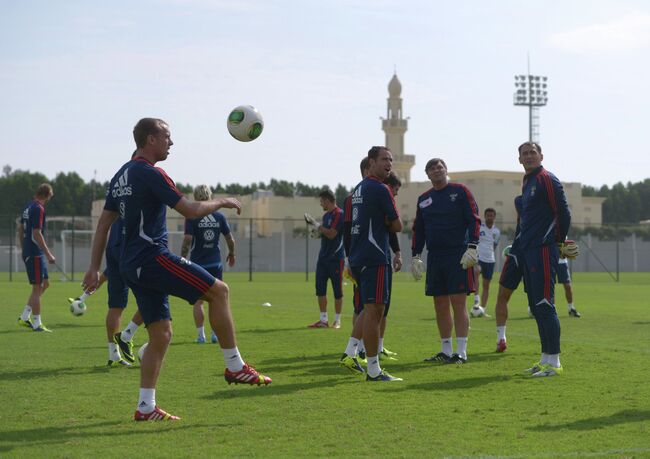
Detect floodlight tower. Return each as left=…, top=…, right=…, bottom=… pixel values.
left=513, top=72, right=548, bottom=143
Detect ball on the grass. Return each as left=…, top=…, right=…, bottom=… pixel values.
left=227, top=105, right=264, bottom=142
left=138, top=342, right=148, bottom=361
left=69, top=300, right=87, bottom=316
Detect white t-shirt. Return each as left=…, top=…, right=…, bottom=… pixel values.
left=477, top=223, right=500, bottom=263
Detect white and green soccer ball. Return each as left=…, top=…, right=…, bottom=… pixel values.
left=69, top=299, right=87, bottom=316
left=138, top=342, right=149, bottom=362
left=470, top=305, right=486, bottom=318
left=227, top=105, right=264, bottom=142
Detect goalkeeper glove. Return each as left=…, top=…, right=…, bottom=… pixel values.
left=309, top=227, right=320, bottom=238
left=411, top=255, right=424, bottom=281
left=558, top=240, right=579, bottom=259
left=343, top=259, right=357, bottom=286
left=304, top=213, right=320, bottom=229
left=460, top=243, right=478, bottom=270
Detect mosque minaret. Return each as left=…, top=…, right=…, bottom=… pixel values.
left=381, top=73, right=415, bottom=183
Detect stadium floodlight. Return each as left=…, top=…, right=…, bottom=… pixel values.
left=513, top=71, right=548, bottom=142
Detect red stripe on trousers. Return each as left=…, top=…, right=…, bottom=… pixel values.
left=156, top=255, right=210, bottom=292
left=542, top=246, right=550, bottom=300
left=376, top=265, right=384, bottom=304
left=34, top=258, right=40, bottom=283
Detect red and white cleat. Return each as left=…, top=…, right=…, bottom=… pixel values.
left=224, top=363, right=272, bottom=386
left=134, top=406, right=180, bottom=421
left=307, top=320, right=329, bottom=329
left=496, top=339, right=507, bottom=353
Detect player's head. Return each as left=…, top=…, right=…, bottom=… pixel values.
left=318, top=189, right=336, bottom=211
left=425, top=158, right=448, bottom=187
left=133, top=118, right=173, bottom=162
left=518, top=141, right=543, bottom=173
left=384, top=172, right=402, bottom=197
left=360, top=157, right=371, bottom=178
left=484, top=208, right=496, bottom=226
left=367, top=146, right=392, bottom=180
left=193, top=184, right=212, bottom=202
left=35, top=183, right=53, bottom=202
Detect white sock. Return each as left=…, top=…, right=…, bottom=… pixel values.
left=359, top=339, right=366, bottom=353
left=21, top=305, right=32, bottom=321
left=197, top=327, right=205, bottom=340
left=32, top=314, right=42, bottom=328
left=547, top=354, right=561, bottom=368
left=456, top=337, right=468, bottom=359
left=497, top=326, right=506, bottom=341
left=138, top=388, right=156, bottom=414
left=79, top=292, right=90, bottom=302
left=379, top=337, right=384, bottom=352
left=541, top=353, right=549, bottom=365
left=222, top=347, right=245, bottom=372
left=367, top=355, right=381, bottom=378
left=474, top=294, right=480, bottom=305
left=120, top=321, right=139, bottom=342
left=335, top=313, right=341, bottom=323
left=344, top=337, right=359, bottom=357
left=441, top=337, right=453, bottom=356
left=320, top=312, right=328, bottom=323
left=108, top=342, right=121, bottom=361
left=567, top=303, right=574, bottom=312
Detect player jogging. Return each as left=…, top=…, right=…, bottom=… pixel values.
left=304, top=189, right=345, bottom=329
left=412, top=158, right=481, bottom=365
left=18, top=183, right=56, bottom=332
left=83, top=118, right=271, bottom=421
left=517, top=141, right=578, bottom=377
left=471, top=208, right=500, bottom=318
left=181, top=184, right=236, bottom=343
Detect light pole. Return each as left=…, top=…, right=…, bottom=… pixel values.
left=513, top=74, right=548, bottom=143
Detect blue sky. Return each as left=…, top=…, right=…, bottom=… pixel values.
left=1, top=0, right=649, bottom=190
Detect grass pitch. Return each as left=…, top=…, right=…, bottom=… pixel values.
left=1, top=272, right=649, bottom=458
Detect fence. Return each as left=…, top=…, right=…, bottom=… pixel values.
left=2, top=214, right=650, bottom=281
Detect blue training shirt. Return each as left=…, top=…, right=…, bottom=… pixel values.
left=21, top=200, right=46, bottom=258
left=349, top=176, right=399, bottom=268
left=104, top=157, right=183, bottom=271
left=519, top=166, right=571, bottom=249
left=184, top=212, right=230, bottom=268
left=411, top=182, right=481, bottom=256
left=318, top=207, right=344, bottom=262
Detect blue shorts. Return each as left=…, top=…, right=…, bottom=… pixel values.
left=352, top=283, right=363, bottom=314
left=24, top=255, right=48, bottom=285
left=425, top=251, right=475, bottom=297
left=350, top=264, right=391, bottom=306
left=202, top=264, right=223, bottom=281
left=556, top=262, right=571, bottom=284
left=499, top=253, right=523, bottom=291
left=478, top=261, right=495, bottom=280
left=122, top=251, right=215, bottom=326
left=521, top=245, right=558, bottom=307
left=315, top=258, right=344, bottom=299
left=104, top=246, right=129, bottom=309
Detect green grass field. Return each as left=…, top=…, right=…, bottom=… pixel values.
left=1, top=272, right=649, bottom=458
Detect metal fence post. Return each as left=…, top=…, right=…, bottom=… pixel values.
left=248, top=218, right=253, bottom=282
left=305, top=220, right=309, bottom=282
left=9, top=217, right=14, bottom=282
left=71, top=216, right=75, bottom=281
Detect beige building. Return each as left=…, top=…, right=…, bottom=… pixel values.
left=382, top=73, right=415, bottom=183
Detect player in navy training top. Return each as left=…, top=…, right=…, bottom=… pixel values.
left=411, top=158, right=481, bottom=364
left=348, top=146, right=402, bottom=382
left=305, top=189, right=345, bottom=329
left=82, top=118, right=271, bottom=421
left=17, top=183, right=55, bottom=332
left=181, top=184, right=236, bottom=344
left=517, top=141, right=573, bottom=377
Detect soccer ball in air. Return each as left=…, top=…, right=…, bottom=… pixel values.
left=69, top=299, right=87, bottom=316
left=227, top=105, right=264, bottom=142
left=138, top=342, right=149, bottom=362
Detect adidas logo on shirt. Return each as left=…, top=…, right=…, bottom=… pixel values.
left=352, top=185, right=363, bottom=204
left=198, top=214, right=220, bottom=228
left=111, top=169, right=132, bottom=197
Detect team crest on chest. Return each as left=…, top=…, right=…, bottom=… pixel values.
left=449, top=193, right=458, bottom=202
left=352, top=207, right=359, bottom=221
left=530, top=186, right=536, bottom=197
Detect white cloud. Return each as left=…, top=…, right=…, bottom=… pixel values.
left=548, top=13, right=650, bottom=53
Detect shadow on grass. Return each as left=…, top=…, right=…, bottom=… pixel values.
left=201, top=376, right=360, bottom=400
left=385, top=374, right=513, bottom=392
left=239, top=326, right=311, bottom=334
left=0, top=421, right=223, bottom=452
left=530, top=409, right=650, bottom=431
left=0, top=364, right=136, bottom=381
left=48, top=322, right=104, bottom=330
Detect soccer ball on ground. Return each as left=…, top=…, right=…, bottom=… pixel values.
left=470, top=305, right=486, bottom=318
left=138, top=342, right=148, bottom=362
left=227, top=105, right=264, bottom=142
left=69, top=299, right=87, bottom=316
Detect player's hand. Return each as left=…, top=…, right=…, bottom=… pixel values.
left=460, top=243, right=478, bottom=270
left=411, top=255, right=424, bottom=281
left=309, top=227, right=320, bottom=238
left=218, top=197, right=242, bottom=215
left=393, top=252, right=402, bottom=272
left=227, top=253, right=236, bottom=267
left=558, top=240, right=579, bottom=259
left=82, top=270, right=100, bottom=294
left=46, top=252, right=56, bottom=264
left=304, top=213, right=321, bottom=229
left=502, top=245, right=512, bottom=258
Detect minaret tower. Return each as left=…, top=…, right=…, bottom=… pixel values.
left=381, top=73, right=415, bottom=183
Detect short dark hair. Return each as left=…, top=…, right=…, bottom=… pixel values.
left=518, top=141, right=542, bottom=154
left=425, top=158, right=447, bottom=171
left=133, top=118, right=168, bottom=148
left=484, top=208, right=496, bottom=216
left=318, top=189, right=335, bottom=203
left=35, top=183, right=53, bottom=199
left=359, top=157, right=370, bottom=176
left=384, top=172, right=402, bottom=188
left=368, top=146, right=390, bottom=160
